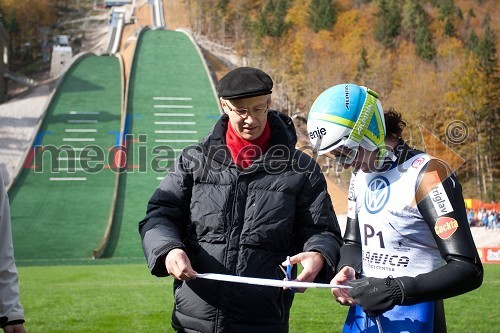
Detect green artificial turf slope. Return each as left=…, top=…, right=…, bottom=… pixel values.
left=103, top=30, right=221, bottom=260
left=10, top=55, right=122, bottom=262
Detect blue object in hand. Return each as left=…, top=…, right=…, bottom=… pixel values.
left=283, top=256, right=295, bottom=293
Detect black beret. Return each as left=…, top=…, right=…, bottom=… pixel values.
left=217, top=67, right=273, bottom=100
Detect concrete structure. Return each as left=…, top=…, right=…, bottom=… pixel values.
left=105, top=0, right=132, bottom=6
left=50, top=46, right=73, bottom=77
left=54, top=35, right=69, bottom=47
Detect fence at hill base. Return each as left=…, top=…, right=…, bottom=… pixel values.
left=477, top=247, right=500, bottom=264
left=464, top=198, right=500, bottom=211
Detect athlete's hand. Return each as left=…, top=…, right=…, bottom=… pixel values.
left=165, top=248, right=197, bottom=280
left=348, top=276, right=404, bottom=317
left=331, top=266, right=356, bottom=306
left=284, top=251, right=325, bottom=292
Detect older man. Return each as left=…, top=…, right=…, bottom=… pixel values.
left=139, top=67, right=342, bottom=333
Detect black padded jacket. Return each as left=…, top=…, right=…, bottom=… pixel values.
left=139, top=110, right=342, bottom=333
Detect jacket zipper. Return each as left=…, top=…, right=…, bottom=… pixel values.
left=215, top=167, right=239, bottom=331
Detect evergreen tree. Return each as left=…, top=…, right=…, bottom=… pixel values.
left=467, top=8, right=475, bottom=19
left=217, top=0, right=229, bottom=14
left=355, top=47, right=369, bottom=82
left=6, top=7, right=19, bottom=35
left=477, top=15, right=497, bottom=76
left=444, top=17, right=456, bottom=37
left=308, top=0, right=336, bottom=33
left=374, top=0, right=401, bottom=49
left=254, top=0, right=292, bottom=39
left=415, top=24, right=436, bottom=61
left=464, top=8, right=475, bottom=32
left=435, top=0, right=456, bottom=20
left=466, top=29, right=479, bottom=53
left=401, top=0, right=427, bottom=41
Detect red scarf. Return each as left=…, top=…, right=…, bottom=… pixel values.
left=226, top=121, right=271, bottom=168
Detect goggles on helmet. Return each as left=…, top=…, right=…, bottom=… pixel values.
left=308, top=85, right=387, bottom=165
left=323, top=145, right=359, bottom=165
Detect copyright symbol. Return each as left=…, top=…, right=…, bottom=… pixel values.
left=446, top=120, right=468, bottom=144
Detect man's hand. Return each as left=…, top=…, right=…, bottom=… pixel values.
left=165, top=248, right=197, bottom=280
left=331, top=266, right=356, bottom=306
left=283, top=252, right=325, bottom=292
left=348, top=276, right=404, bottom=317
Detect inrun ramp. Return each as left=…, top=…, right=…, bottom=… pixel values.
left=9, top=55, right=123, bottom=263
left=104, top=30, right=220, bottom=260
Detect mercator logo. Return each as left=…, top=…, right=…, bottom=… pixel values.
left=365, top=176, right=390, bottom=214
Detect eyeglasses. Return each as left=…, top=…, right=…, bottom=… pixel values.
left=225, top=101, right=268, bottom=119
left=324, top=146, right=359, bottom=165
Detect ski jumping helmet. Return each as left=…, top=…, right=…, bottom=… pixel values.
left=307, top=83, right=387, bottom=164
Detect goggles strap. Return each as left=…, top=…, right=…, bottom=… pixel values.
left=344, top=89, right=379, bottom=148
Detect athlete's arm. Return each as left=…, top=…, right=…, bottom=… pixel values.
left=331, top=173, right=362, bottom=305
left=397, top=159, right=483, bottom=304
left=347, top=159, right=483, bottom=316
left=337, top=215, right=362, bottom=274
left=337, top=173, right=362, bottom=275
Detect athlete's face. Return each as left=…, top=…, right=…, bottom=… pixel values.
left=349, top=147, right=379, bottom=172
left=221, top=95, right=270, bottom=141
left=328, top=146, right=379, bottom=173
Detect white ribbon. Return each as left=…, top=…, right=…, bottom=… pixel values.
left=195, top=273, right=351, bottom=289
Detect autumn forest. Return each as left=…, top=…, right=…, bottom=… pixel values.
left=1, top=0, right=498, bottom=200
left=187, top=0, right=499, bottom=200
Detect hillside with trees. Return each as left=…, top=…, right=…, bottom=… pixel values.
left=187, top=0, right=498, bottom=201
left=1, top=0, right=497, bottom=201
left=0, top=0, right=106, bottom=73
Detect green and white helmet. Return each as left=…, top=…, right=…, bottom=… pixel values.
left=307, top=83, right=387, bottom=162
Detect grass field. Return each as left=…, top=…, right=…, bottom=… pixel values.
left=17, top=263, right=499, bottom=332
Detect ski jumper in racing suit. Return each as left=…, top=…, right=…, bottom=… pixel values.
left=338, top=140, right=483, bottom=332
